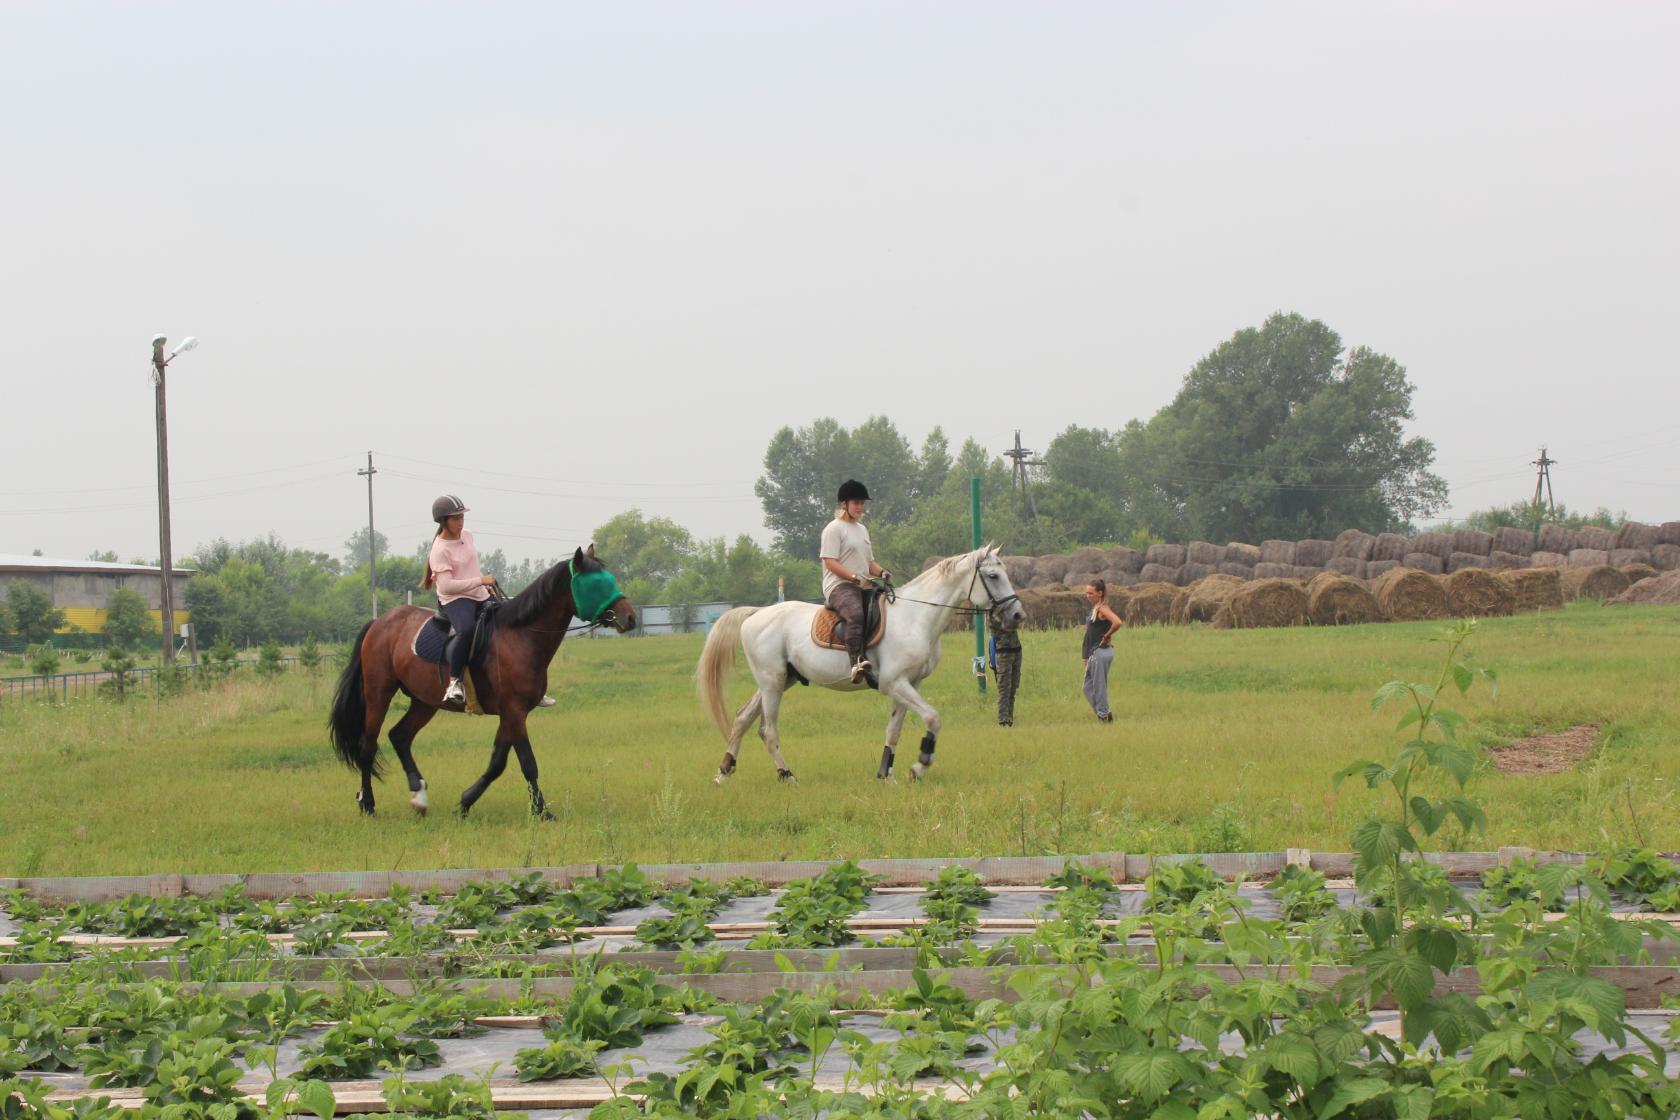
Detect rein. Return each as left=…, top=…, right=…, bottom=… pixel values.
left=868, top=556, right=1019, bottom=617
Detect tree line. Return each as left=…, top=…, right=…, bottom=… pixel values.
left=33, top=311, right=1614, bottom=650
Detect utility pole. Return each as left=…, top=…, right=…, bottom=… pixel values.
left=152, top=339, right=175, bottom=666
left=1002, top=430, right=1041, bottom=519
left=358, top=452, right=379, bottom=619
left=1531, top=446, right=1557, bottom=514
left=971, top=477, right=986, bottom=696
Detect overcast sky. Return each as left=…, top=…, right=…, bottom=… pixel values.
left=5, top=2, right=1675, bottom=567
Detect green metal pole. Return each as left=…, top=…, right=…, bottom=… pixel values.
left=971, top=477, right=986, bottom=695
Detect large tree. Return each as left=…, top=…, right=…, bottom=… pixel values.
left=1111, top=313, right=1446, bottom=541
left=591, top=509, right=696, bottom=603
left=755, top=417, right=946, bottom=559
left=102, top=588, right=155, bottom=650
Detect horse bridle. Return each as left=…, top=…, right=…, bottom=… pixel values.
left=967, top=556, right=1020, bottom=619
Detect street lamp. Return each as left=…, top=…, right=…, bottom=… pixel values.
left=150, top=334, right=198, bottom=666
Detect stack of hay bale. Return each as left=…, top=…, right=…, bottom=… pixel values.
left=961, top=515, right=1678, bottom=630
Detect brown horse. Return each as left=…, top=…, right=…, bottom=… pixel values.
left=328, top=546, right=637, bottom=819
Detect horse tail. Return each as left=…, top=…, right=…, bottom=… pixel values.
left=329, top=620, right=376, bottom=774
left=696, top=606, right=759, bottom=741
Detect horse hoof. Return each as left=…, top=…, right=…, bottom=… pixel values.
left=714, top=770, right=731, bottom=786
left=536, top=810, right=557, bottom=822
left=909, top=762, right=928, bottom=781
left=410, top=781, right=429, bottom=815
left=356, top=792, right=376, bottom=817
left=777, top=769, right=798, bottom=783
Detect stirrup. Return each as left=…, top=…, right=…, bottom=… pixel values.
left=849, top=659, right=872, bottom=683
left=444, top=678, right=465, bottom=703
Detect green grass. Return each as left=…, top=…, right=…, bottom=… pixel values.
left=1, top=602, right=1677, bottom=877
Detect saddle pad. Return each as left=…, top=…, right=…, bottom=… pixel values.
left=811, top=601, right=887, bottom=651
left=412, top=616, right=450, bottom=663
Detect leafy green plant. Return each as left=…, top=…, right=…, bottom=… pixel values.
left=296, top=1006, right=442, bottom=1079
left=513, top=1036, right=605, bottom=1081
left=1267, top=863, right=1339, bottom=922
left=1042, top=861, right=1114, bottom=891
left=379, top=1073, right=495, bottom=1120
left=924, top=865, right=996, bottom=907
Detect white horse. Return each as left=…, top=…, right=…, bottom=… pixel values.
left=696, top=546, right=1026, bottom=783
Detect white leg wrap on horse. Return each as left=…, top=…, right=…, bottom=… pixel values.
left=410, top=780, right=429, bottom=814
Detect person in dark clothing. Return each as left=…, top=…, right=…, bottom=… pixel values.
left=990, top=612, right=1023, bottom=726
left=1081, top=579, right=1122, bottom=722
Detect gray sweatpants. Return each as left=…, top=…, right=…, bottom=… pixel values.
left=1082, top=646, right=1113, bottom=718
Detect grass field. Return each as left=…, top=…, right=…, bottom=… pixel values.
left=1, top=602, right=1676, bottom=877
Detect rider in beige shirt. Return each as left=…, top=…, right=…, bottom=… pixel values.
left=821, top=479, right=891, bottom=682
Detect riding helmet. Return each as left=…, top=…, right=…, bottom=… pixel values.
left=837, top=479, right=871, bottom=503
left=431, top=494, right=469, bottom=522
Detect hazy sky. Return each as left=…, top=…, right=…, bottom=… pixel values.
left=6, top=3, right=1676, bottom=567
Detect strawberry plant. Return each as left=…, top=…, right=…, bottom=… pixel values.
left=1266, top=863, right=1339, bottom=922
left=380, top=1073, right=495, bottom=1120
left=924, top=865, right=995, bottom=906
left=513, top=1036, right=604, bottom=1081
left=296, top=1006, right=442, bottom=1079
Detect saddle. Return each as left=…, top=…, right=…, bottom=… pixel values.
left=811, top=595, right=888, bottom=651
left=411, top=600, right=501, bottom=712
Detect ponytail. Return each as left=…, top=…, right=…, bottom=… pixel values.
left=418, top=527, right=442, bottom=591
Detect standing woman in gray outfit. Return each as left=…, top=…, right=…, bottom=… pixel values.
left=1081, top=579, right=1122, bottom=722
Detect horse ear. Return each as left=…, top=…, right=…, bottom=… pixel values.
left=573, top=546, right=585, bottom=566
left=587, top=542, right=598, bottom=559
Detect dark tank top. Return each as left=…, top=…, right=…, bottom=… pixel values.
left=1082, top=608, right=1110, bottom=659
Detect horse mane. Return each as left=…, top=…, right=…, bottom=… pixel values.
left=499, top=550, right=604, bottom=628
left=923, top=546, right=991, bottom=585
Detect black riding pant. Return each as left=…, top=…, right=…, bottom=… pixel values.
left=827, top=583, right=868, bottom=666
left=442, top=597, right=484, bottom=678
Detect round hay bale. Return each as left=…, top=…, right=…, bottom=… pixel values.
left=1451, top=529, right=1494, bottom=557
left=1491, top=526, right=1536, bottom=555
left=1293, top=565, right=1325, bottom=581
left=1576, top=526, right=1615, bottom=551
left=1106, top=586, right=1135, bottom=615
left=1496, top=567, right=1564, bottom=613
left=1224, top=542, right=1260, bottom=566
left=1447, top=551, right=1488, bottom=573
left=1253, top=562, right=1293, bottom=580
left=1409, top=532, right=1451, bottom=559
left=1259, top=540, right=1296, bottom=565
left=1144, top=543, right=1187, bottom=569
left=1017, top=587, right=1091, bottom=629
left=1217, top=561, right=1256, bottom=579
left=1371, top=533, right=1408, bottom=562
left=1610, top=548, right=1653, bottom=568
left=1402, top=552, right=1444, bottom=575
left=1125, top=581, right=1180, bottom=626
left=1559, top=565, right=1630, bottom=602
left=1332, top=529, right=1377, bottom=561
left=1439, top=568, right=1516, bottom=617
left=1109, top=570, right=1139, bottom=588
left=1001, top=555, right=1037, bottom=587
left=1620, top=562, right=1658, bottom=584
left=1609, top=569, right=1680, bottom=604
left=1137, top=562, right=1177, bottom=585
left=1107, top=546, right=1143, bottom=574
left=1068, top=546, right=1107, bottom=572
left=1538, top=524, right=1576, bottom=553
left=1181, top=561, right=1216, bottom=584
left=1366, top=559, right=1399, bottom=579
left=1530, top=551, right=1566, bottom=568
left=1036, top=554, right=1072, bottom=583
left=1327, top=556, right=1367, bottom=578
left=1568, top=548, right=1610, bottom=567
left=1063, top=569, right=1102, bottom=590
left=1186, top=540, right=1223, bottom=566
left=1177, top=573, right=1244, bottom=624
left=1658, top=522, right=1680, bottom=546
left=1295, top=539, right=1332, bottom=567
left=1307, top=572, right=1383, bottom=626
left=1653, top=544, right=1680, bottom=571
left=1615, top=522, right=1659, bottom=550
left=1223, top=578, right=1309, bottom=629
left=1372, top=567, right=1448, bottom=621
left=1488, top=550, right=1532, bottom=570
